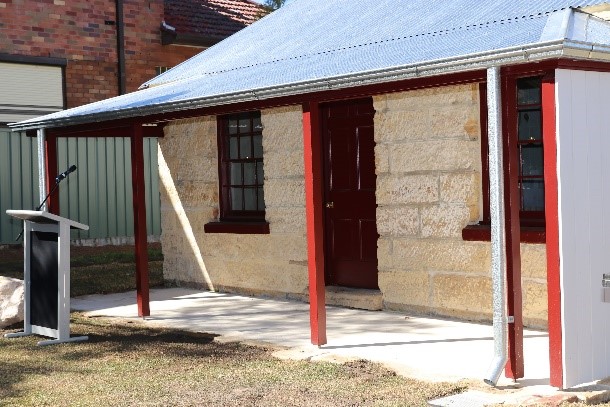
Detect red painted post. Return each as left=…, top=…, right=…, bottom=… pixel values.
left=45, top=133, right=59, bottom=214
left=542, top=73, right=563, bottom=388
left=130, top=124, right=150, bottom=317
left=502, top=75, right=524, bottom=379
left=302, top=100, right=327, bottom=346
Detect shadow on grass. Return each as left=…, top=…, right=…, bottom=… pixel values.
left=60, top=315, right=276, bottom=366
left=0, top=359, right=56, bottom=402
left=0, top=316, right=231, bottom=402
left=0, top=320, right=78, bottom=402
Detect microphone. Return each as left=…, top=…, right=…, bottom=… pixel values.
left=55, top=164, right=77, bottom=183
left=14, top=164, right=78, bottom=240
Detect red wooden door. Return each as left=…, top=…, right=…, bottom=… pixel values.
left=321, top=98, right=378, bottom=289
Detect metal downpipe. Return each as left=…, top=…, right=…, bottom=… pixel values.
left=115, top=0, right=126, bottom=95
left=483, top=66, right=508, bottom=386
left=36, top=128, right=47, bottom=211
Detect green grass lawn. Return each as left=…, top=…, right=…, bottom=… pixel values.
left=0, top=314, right=465, bottom=406
left=0, top=244, right=164, bottom=296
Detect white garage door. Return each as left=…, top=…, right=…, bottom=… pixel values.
left=0, top=62, right=63, bottom=123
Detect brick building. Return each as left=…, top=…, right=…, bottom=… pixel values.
left=0, top=0, right=263, bottom=122
left=0, top=0, right=264, bottom=245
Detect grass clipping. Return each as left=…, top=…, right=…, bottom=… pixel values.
left=1, top=314, right=463, bottom=407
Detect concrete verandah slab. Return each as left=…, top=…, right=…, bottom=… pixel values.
left=71, top=287, right=549, bottom=387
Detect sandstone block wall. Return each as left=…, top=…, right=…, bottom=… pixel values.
left=159, top=107, right=309, bottom=298
left=159, top=85, right=548, bottom=328
left=374, top=84, right=548, bottom=328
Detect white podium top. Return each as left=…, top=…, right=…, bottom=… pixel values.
left=6, top=210, right=89, bottom=231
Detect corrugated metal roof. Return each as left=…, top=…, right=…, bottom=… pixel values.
left=11, top=0, right=610, bottom=130
left=148, top=0, right=610, bottom=88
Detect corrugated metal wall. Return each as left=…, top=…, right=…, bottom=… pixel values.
left=0, top=129, right=161, bottom=244
left=0, top=129, right=39, bottom=243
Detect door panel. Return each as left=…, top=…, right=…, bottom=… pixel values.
left=322, top=98, right=378, bottom=289
left=357, top=125, right=376, bottom=191
left=331, top=218, right=356, bottom=259
left=360, top=219, right=378, bottom=261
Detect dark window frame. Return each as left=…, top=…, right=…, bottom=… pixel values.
left=0, top=55, right=67, bottom=111
left=155, top=66, right=171, bottom=76
left=463, top=73, right=548, bottom=243
left=205, top=111, right=269, bottom=234
left=514, top=77, right=545, bottom=225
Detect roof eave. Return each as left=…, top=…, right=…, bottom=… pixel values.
left=161, top=31, right=223, bottom=48
left=562, top=39, right=610, bottom=60
left=9, top=39, right=610, bottom=132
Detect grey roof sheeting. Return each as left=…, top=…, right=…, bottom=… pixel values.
left=10, top=0, right=610, bottom=131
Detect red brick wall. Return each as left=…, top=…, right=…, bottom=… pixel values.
left=66, top=61, right=118, bottom=107
left=0, top=0, right=201, bottom=108
left=122, top=0, right=200, bottom=94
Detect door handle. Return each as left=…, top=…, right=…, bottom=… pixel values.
left=325, top=202, right=334, bottom=209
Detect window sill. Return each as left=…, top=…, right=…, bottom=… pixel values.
left=204, top=221, right=270, bottom=234
left=462, top=224, right=545, bottom=244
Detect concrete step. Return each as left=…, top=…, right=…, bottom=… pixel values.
left=325, top=286, right=383, bottom=311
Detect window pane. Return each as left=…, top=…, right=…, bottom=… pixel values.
left=521, top=145, right=543, bottom=176
left=243, top=163, right=256, bottom=185
left=518, top=110, right=541, bottom=141
left=256, top=161, right=264, bottom=184
left=238, top=118, right=251, bottom=133
left=253, top=135, right=263, bottom=158
left=257, top=187, right=265, bottom=211
left=228, top=119, right=238, bottom=135
left=240, top=136, right=252, bottom=159
left=231, top=187, right=243, bottom=211
left=521, top=180, right=545, bottom=211
left=230, top=163, right=242, bottom=185
left=253, top=116, right=263, bottom=131
left=229, top=137, right=238, bottom=159
left=221, top=111, right=265, bottom=219
left=517, top=77, right=541, bottom=105
left=244, top=188, right=257, bottom=210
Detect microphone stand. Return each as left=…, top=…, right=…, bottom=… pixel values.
left=36, top=179, right=61, bottom=212
left=14, top=178, right=63, bottom=242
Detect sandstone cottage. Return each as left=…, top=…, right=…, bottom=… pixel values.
left=10, top=0, right=610, bottom=388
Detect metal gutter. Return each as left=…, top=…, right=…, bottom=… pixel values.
left=161, top=32, right=222, bottom=48
left=483, top=66, right=508, bottom=387
left=7, top=39, right=607, bottom=131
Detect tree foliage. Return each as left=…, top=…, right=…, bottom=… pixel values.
left=256, top=0, right=286, bottom=18
left=261, top=0, right=286, bottom=11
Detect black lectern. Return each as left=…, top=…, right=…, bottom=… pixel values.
left=4, top=210, right=89, bottom=346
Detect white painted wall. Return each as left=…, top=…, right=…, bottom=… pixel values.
left=556, top=69, right=610, bottom=388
